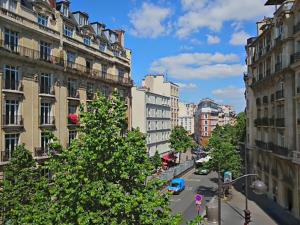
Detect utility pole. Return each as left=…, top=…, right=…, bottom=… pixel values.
left=218, top=162, right=221, bottom=225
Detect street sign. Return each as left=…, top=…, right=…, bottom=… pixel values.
left=195, top=194, right=204, bottom=205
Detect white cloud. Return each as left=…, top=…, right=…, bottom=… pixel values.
left=207, top=35, right=220, bottom=44
left=176, top=82, right=198, bottom=90
left=150, top=52, right=245, bottom=80
left=180, top=45, right=194, bottom=51
left=212, top=86, right=246, bottom=112
left=230, top=30, right=251, bottom=45
left=176, top=0, right=272, bottom=38
left=129, top=3, right=172, bottom=38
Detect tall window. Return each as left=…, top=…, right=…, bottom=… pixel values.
left=5, top=100, right=19, bottom=125
left=83, top=37, right=91, bottom=46
left=40, top=41, right=51, bottom=61
left=4, top=65, right=19, bottom=90
left=61, top=4, right=69, bottom=17
left=102, top=64, right=108, bottom=77
left=86, top=83, right=94, bottom=100
left=40, top=102, right=52, bottom=125
left=67, top=51, right=76, bottom=68
left=38, top=14, right=48, bottom=27
left=5, top=133, right=19, bottom=158
left=41, top=132, right=49, bottom=152
left=0, top=0, right=17, bottom=12
left=69, top=130, right=77, bottom=145
left=64, top=25, right=73, bottom=37
left=68, top=104, right=77, bottom=114
left=78, top=15, right=87, bottom=26
left=99, top=42, right=107, bottom=52
left=4, top=28, right=18, bottom=52
left=68, top=79, right=78, bottom=98
left=86, top=60, right=91, bottom=73
left=40, top=73, right=52, bottom=94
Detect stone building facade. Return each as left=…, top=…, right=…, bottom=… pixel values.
left=178, top=102, right=196, bottom=135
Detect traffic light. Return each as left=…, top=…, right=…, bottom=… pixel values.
left=244, top=209, right=251, bottom=224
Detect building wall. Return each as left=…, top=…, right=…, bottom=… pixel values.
left=0, top=0, right=132, bottom=170
left=132, top=87, right=171, bottom=157
left=245, top=0, right=300, bottom=219
left=178, top=102, right=195, bottom=134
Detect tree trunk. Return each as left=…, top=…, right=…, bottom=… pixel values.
left=178, top=152, right=181, bottom=165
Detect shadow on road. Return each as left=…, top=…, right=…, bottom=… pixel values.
left=209, top=177, right=219, bottom=184
left=196, top=186, right=217, bottom=199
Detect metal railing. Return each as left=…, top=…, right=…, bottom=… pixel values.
left=272, top=144, right=289, bottom=157
left=2, top=115, right=23, bottom=126
left=87, top=92, right=94, bottom=100
left=290, top=52, right=300, bottom=64
left=68, top=89, right=80, bottom=98
left=40, top=115, right=55, bottom=126
left=40, top=85, right=55, bottom=95
left=276, top=90, right=284, bottom=100
left=158, top=160, right=194, bottom=181
left=276, top=118, right=285, bottom=127
left=2, top=79, right=23, bottom=91
left=0, top=150, right=10, bottom=163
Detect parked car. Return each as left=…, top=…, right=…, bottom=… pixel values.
left=167, top=178, right=186, bottom=194
left=194, top=168, right=210, bottom=175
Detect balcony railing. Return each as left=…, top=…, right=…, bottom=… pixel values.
left=40, top=85, right=55, bottom=95
left=40, top=115, right=55, bottom=126
left=68, top=89, right=80, bottom=99
left=255, top=140, right=269, bottom=150
left=276, top=90, right=284, bottom=100
left=272, top=144, right=289, bottom=157
left=275, top=62, right=282, bottom=73
left=254, top=118, right=269, bottom=127
left=34, top=147, right=62, bottom=158
left=0, top=40, right=64, bottom=66
left=0, top=151, right=10, bottom=163
left=276, top=118, right=285, bottom=127
left=2, top=115, right=23, bottom=127
left=2, top=79, right=23, bottom=91
left=87, top=92, right=94, bottom=101
left=292, top=151, right=300, bottom=164
left=290, top=52, right=300, bottom=64
left=269, top=118, right=275, bottom=126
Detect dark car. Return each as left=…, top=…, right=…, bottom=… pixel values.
left=194, top=168, right=210, bottom=175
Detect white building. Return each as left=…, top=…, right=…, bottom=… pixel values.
left=178, top=102, right=196, bottom=134
left=132, top=86, right=171, bottom=157
left=142, top=75, right=179, bottom=129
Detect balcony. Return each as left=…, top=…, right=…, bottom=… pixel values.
left=290, top=52, right=300, bottom=64
left=68, top=89, right=80, bottom=99
left=0, top=40, right=64, bottom=66
left=255, top=140, right=269, bottom=150
left=254, top=118, right=269, bottom=127
left=292, top=151, right=300, bottom=164
left=86, top=92, right=94, bottom=101
left=272, top=144, right=289, bottom=157
left=67, top=114, right=79, bottom=127
left=2, top=79, right=23, bottom=92
left=34, top=147, right=62, bottom=159
left=276, top=90, right=284, bottom=100
left=39, top=116, right=55, bottom=127
left=2, top=115, right=23, bottom=128
left=40, top=85, right=55, bottom=96
left=0, top=151, right=10, bottom=164
left=275, top=62, right=282, bottom=73
left=269, top=118, right=275, bottom=126
left=276, top=118, right=285, bottom=127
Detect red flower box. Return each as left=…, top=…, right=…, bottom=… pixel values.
left=68, top=114, right=79, bottom=125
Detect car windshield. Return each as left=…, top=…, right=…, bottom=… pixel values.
left=171, top=183, right=179, bottom=187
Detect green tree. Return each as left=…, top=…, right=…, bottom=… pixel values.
left=151, top=150, right=162, bottom=171
left=0, top=145, right=51, bottom=224
left=46, top=92, right=181, bottom=225
left=170, top=126, right=196, bottom=164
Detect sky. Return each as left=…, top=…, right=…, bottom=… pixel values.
left=70, top=0, right=275, bottom=113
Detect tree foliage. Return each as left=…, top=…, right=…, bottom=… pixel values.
left=151, top=150, right=162, bottom=170
left=206, top=119, right=244, bottom=177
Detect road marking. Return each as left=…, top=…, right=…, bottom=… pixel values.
left=186, top=178, right=200, bottom=182
left=170, top=198, right=181, bottom=202
left=186, top=187, right=193, bottom=191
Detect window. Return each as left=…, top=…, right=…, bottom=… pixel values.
left=83, top=36, right=91, bottom=46
left=40, top=73, right=52, bottom=94
left=86, top=60, right=91, bottom=73
left=5, top=133, right=19, bottom=159
left=118, top=68, right=125, bottom=78
left=4, top=65, right=19, bottom=90
left=38, top=14, right=48, bottom=27
left=67, top=51, right=76, bottom=68
left=102, top=64, right=108, bottom=77
left=69, top=130, right=77, bottom=145
left=205, top=114, right=208, bottom=119
left=40, top=41, right=51, bottom=61
left=0, top=0, right=17, bottom=12
left=205, top=120, right=208, bottom=125
left=64, top=25, right=73, bottom=37
left=5, top=100, right=19, bottom=125
left=61, top=4, right=69, bottom=17
left=68, top=79, right=78, bottom=98
left=99, top=42, right=107, bottom=52
left=86, top=83, right=94, bottom=100
left=41, top=132, right=49, bottom=153
left=40, top=102, right=52, bottom=125
left=78, top=15, right=87, bottom=26
left=4, top=28, right=18, bottom=52
left=68, top=104, right=77, bottom=114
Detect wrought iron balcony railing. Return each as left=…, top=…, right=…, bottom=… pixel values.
left=2, top=115, right=23, bottom=127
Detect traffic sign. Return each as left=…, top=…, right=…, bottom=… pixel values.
left=195, top=194, right=204, bottom=205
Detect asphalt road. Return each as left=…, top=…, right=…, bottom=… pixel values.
left=170, top=170, right=218, bottom=225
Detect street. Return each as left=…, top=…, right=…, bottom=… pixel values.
left=170, top=170, right=278, bottom=225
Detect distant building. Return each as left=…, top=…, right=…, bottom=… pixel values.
left=178, top=102, right=196, bottom=135
left=142, top=75, right=179, bottom=129
left=194, top=99, right=236, bottom=147
left=131, top=86, right=171, bottom=157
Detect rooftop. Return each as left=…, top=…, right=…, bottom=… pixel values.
left=265, top=0, right=285, bottom=5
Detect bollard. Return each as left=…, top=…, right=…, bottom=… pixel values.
left=206, top=197, right=218, bottom=223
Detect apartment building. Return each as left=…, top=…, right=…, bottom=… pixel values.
left=178, top=102, right=196, bottom=135
left=218, top=105, right=236, bottom=126
left=131, top=86, right=171, bottom=157
left=0, top=0, right=132, bottom=171
left=194, top=98, right=220, bottom=147
left=245, top=0, right=300, bottom=218
left=142, top=75, right=179, bottom=129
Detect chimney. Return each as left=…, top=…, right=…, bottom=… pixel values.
left=49, top=0, right=56, bottom=9
left=114, top=29, right=125, bottom=48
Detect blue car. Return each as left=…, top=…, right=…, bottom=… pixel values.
left=167, top=178, right=186, bottom=194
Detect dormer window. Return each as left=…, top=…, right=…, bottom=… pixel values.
left=83, top=37, right=91, bottom=46
left=61, top=4, right=69, bottom=17
left=99, top=42, right=107, bottom=52
left=0, top=0, right=17, bottom=12
left=64, top=25, right=73, bottom=37
left=79, top=15, right=87, bottom=26
left=38, top=14, right=48, bottom=27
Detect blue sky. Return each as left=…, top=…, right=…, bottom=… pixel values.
left=70, top=0, right=274, bottom=112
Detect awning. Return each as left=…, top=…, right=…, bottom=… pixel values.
left=162, top=154, right=174, bottom=161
